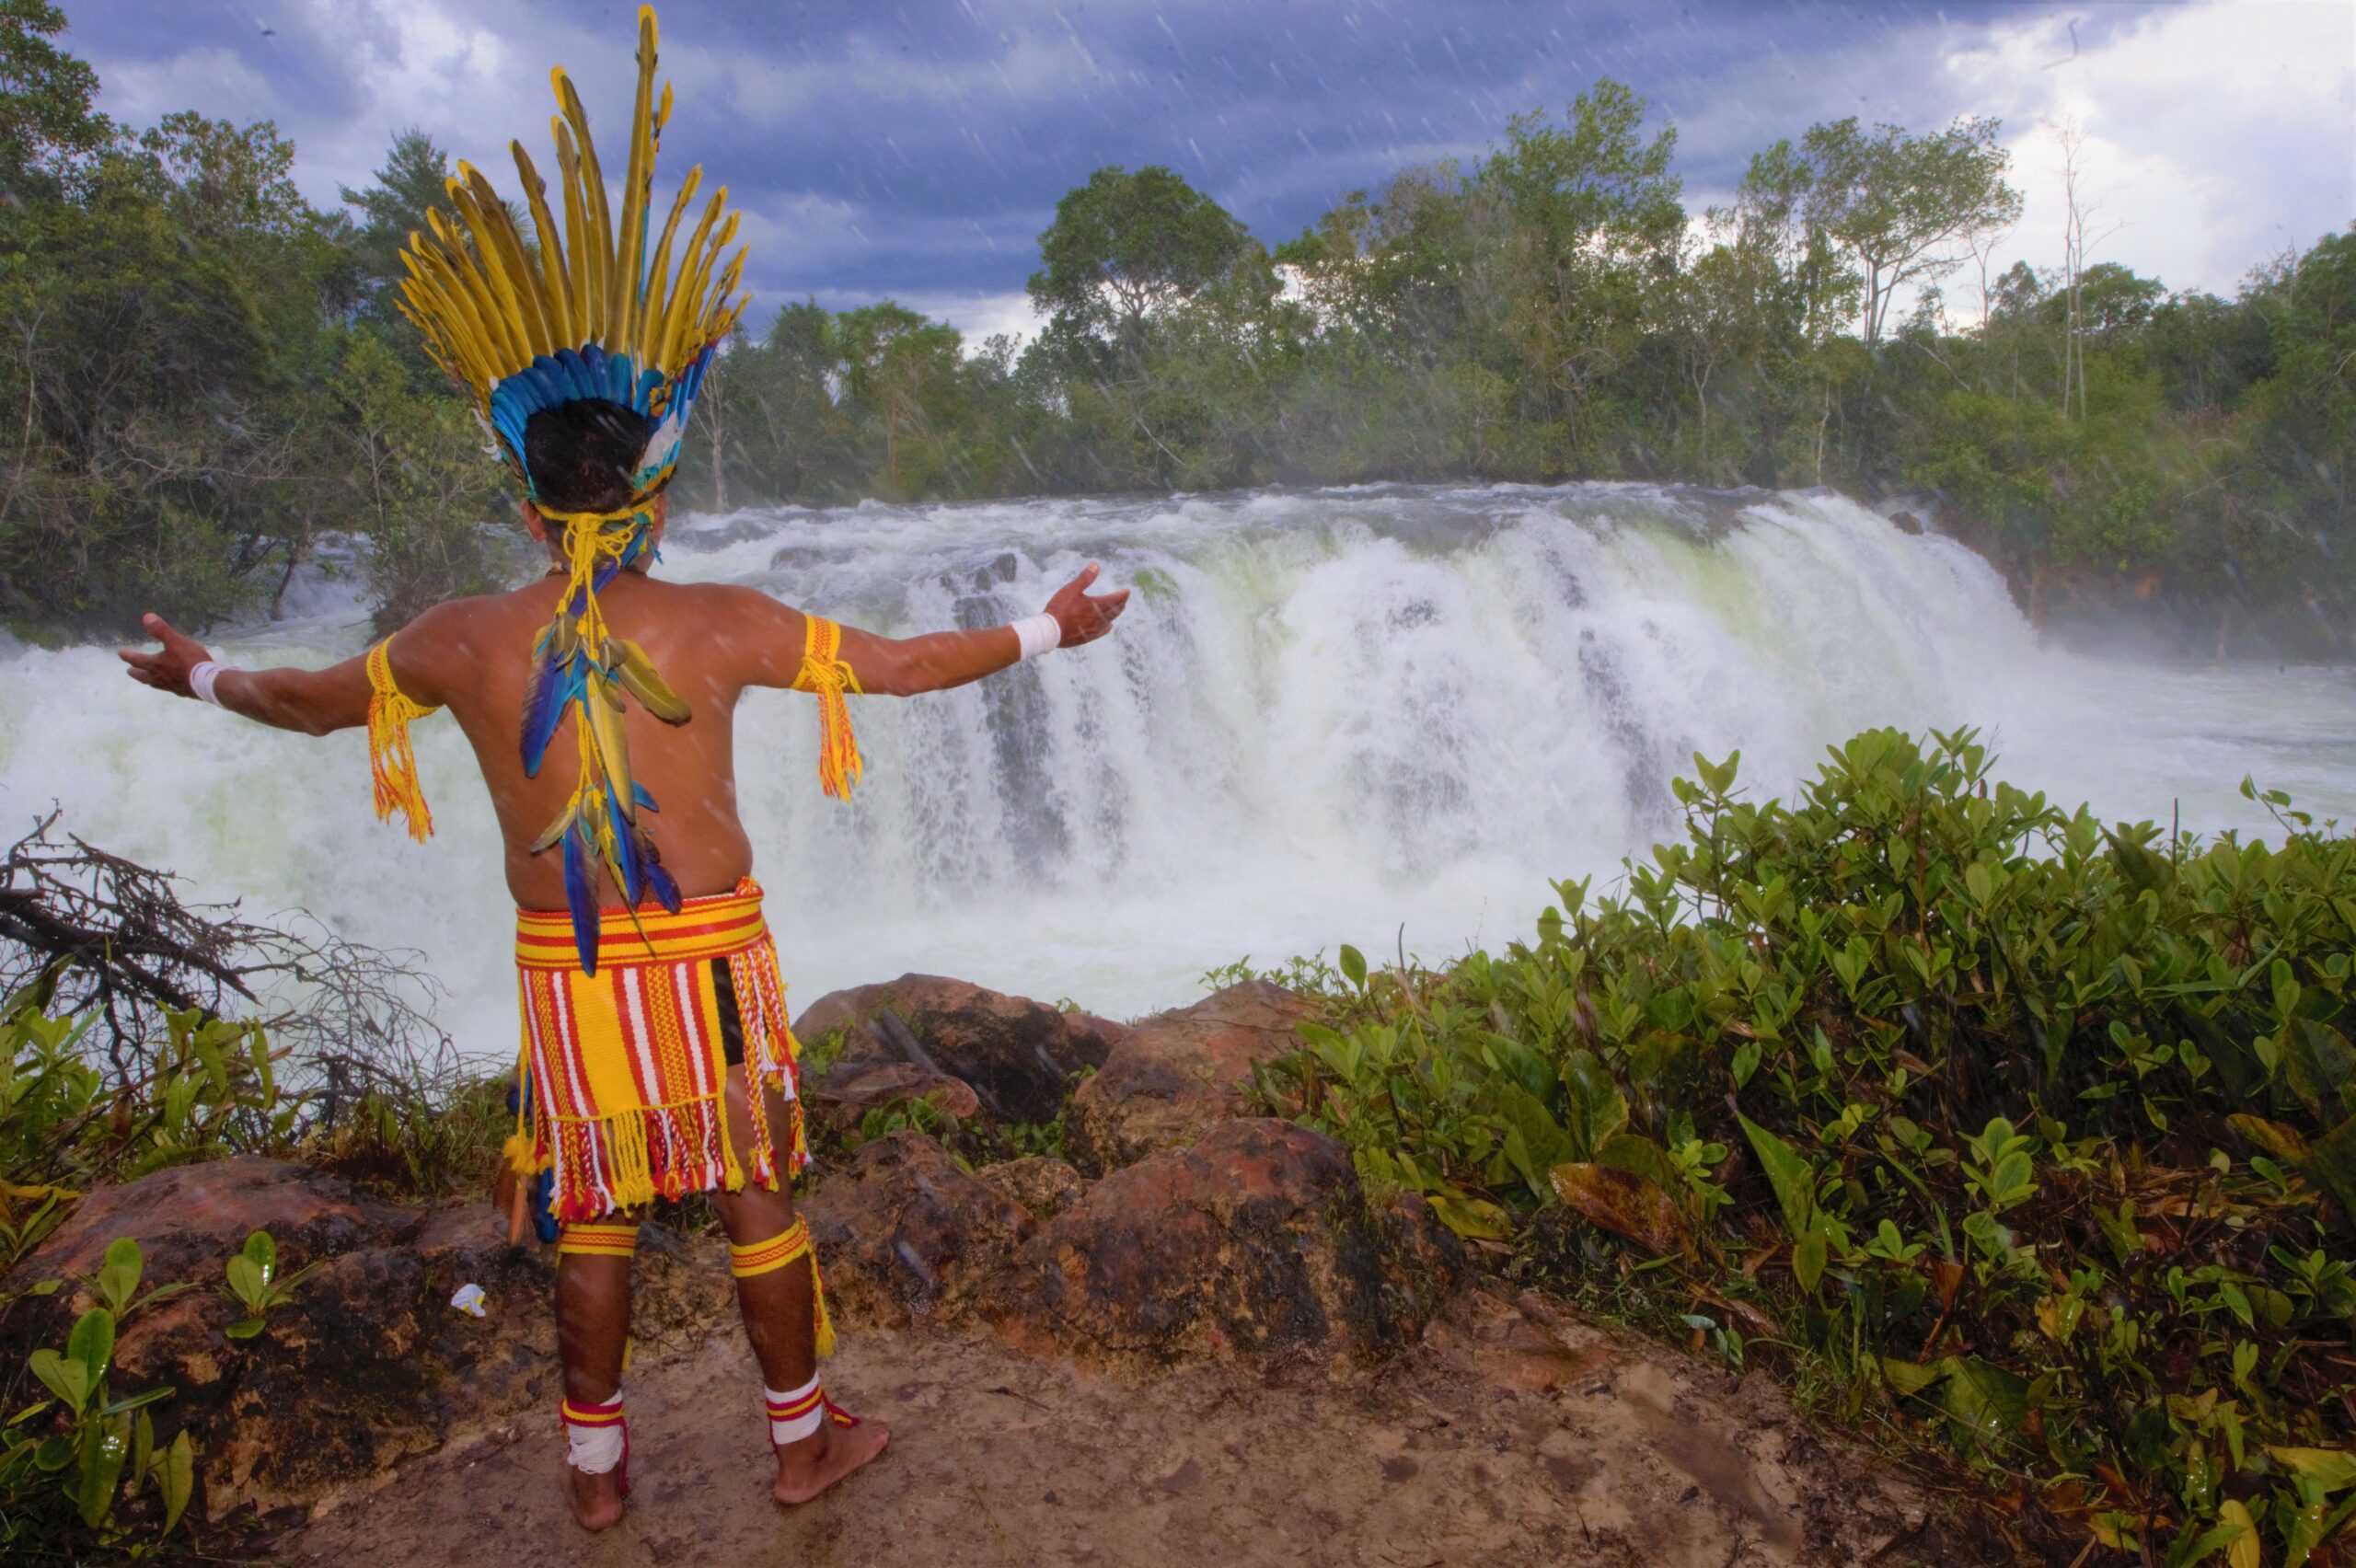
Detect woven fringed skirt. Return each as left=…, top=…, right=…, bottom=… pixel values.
left=508, top=878, right=807, bottom=1222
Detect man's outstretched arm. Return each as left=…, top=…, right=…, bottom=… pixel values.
left=117, top=614, right=374, bottom=735
left=729, top=563, right=1129, bottom=696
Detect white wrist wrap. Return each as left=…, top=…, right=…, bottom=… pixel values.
left=1011, top=613, right=1060, bottom=663
left=188, top=662, right=230, bottom=706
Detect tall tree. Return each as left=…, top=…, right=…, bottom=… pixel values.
left=1797, top=115, right=2021, bottom=346
left=0, top=0, right=104, bottom=199
left=1028, top=166, right=1255, bottom=343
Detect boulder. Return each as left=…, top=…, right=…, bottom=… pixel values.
left=800, top=1132, right=1034, bottom=1329
left=976, top=1155, right=1086, bottom=1225
left=0, top=1157, right=730, bottom=1522
left=1068, top=981, right=1313, bottom=1171
left=794, top=974, right=1126, bottom=1124
left=982, top=1117, right=1461, bottom=1369
left=802, top=1060, right=984, bottom=1138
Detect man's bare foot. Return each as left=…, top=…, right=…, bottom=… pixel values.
left=564, top=1461, right=627, bottom=1530
left=773, top=1415, right=892, bottom=1505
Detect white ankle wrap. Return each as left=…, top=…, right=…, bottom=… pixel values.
left=561, top=1393, right=627, bottom=1474
left=766, top=1374, right=825, bottom=1445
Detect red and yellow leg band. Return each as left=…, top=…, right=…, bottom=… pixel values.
left=557, top=1218, right=641, bottom=1258
left=727, top=1215, right=837, bottom=1357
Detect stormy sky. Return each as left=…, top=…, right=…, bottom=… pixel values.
left=73, top=0, right=2356, bottom=345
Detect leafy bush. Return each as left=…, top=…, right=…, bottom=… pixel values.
left=1253, top=729, right=2355, bottom=1563
left=1, top=999, right=287, bottom=1269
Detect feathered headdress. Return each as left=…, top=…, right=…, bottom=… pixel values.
left=395, top=4, right=746, bottom=973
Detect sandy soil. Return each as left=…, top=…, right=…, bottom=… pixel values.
left=275, top=1286, right=1963, bottom=1568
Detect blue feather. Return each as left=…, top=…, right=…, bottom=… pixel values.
left=633, top=780, right=658, bottom=813
left=604, top=778, right=642, bottom=905
left=643, top=853, right=681, bottom=916
left=519, top=637, right=574, bottom=777
left=562, top=824, right=598, bottom=974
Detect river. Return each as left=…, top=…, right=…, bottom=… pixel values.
left=2, top=483, right=2349, bottom=1057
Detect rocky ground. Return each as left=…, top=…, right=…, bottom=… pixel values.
left=0, top=976, right=2000, bottom=1565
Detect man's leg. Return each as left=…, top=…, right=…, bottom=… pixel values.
left=554, top=1228, right=636, bottom=1530
left=708, top=1064, right=890, bottom=1504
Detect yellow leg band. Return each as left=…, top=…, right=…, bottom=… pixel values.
left=726, top=1216, right=837, bottom=1357
left=558, top=1219, right=641, bottom=1258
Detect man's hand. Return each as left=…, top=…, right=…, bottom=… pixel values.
left=1044, top=562, right=1129, bottom=650
left=117, top=614, right=214, bottom=698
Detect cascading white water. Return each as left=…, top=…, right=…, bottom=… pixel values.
left=3, top=483, right=2350, bottom=1055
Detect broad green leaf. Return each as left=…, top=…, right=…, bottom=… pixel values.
left=2218, top=1499, right=2260, bottom=1568
left=1881, top=1356, right=1945, bottom=1397
left=74, top=1412, right=127, bottom=1528
left=225, top=1254, right=265, bottom=1306
left=67, top=1308, right=114, bottom=1385
left=1792, top=1227, right=1829, bottom=1296
left=1337, top=944, right=1367, bottom=988
left=1559, top=1048, right=1628, bottom=1159
left=1594, top=1131, right=1677, bottom=1192
left=1425, top=1191, right=1515, bottom=1241
left=242, top=1229, right=278, bottom=1279
left=1483, top=1078, right=1575, bottom=1202
left=1938, top=1356, right=2027, bottom=1450
left=1737, top=1112, right=1817, bottom=1240
left=160, top=1427, right=194, bottom=1534
left=29, top=1347, right=87, bottom=1411
left=2268, top=1446, right=2356, bottom=1493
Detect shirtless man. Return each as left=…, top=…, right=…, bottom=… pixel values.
left=119, top=395, right=1128, bottom=1527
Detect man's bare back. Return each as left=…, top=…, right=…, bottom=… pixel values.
left=123, top=505, right=1127, bottom=915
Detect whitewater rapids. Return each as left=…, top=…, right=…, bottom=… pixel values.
left=1, top=484, right=2350, bottom=1055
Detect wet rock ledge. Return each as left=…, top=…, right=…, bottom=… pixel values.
left=0, top=976, right=1460, bottom=1528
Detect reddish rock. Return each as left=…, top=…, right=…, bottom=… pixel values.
left=0, top=1158, right=728, bottom=1522
left=800, top=1132, right=1034, bottom=1329
left=976, top=1155, right=1086, bottom=1225
left=1068, top=981, right=1313, bottom=1171
left=983, top=1118, right=1461, bottom=1368
left=804, top=1061, right=985, bottom=1132
left=794, top=974, right=1126, bottom=1124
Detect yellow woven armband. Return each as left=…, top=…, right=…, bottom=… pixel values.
left=789, top=617, right=863, bottom=801
left=365, top=640, right=441, bottom=842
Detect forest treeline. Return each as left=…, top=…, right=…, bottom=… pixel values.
left=0, top=2, right=2348, bottom=651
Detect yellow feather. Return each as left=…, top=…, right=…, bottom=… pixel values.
left=657, top=186, right=729, bottom=370
left=554, top=71, right=616, bottom=340
left=613, top=6, right=657, bottom=364
left=550, top=119, right=595, bottom=344
left=463, top=163, right=552, bottom=359
left=428, top=206, right=525, bottom=375
left=452, top=167, right=548, bottom=362
left=638, top=167, right=700, bottom=376
left=512, top=144, right=576, bottom=350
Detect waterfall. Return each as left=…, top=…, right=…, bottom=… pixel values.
left=4, top=482, right=2350, bottom=1050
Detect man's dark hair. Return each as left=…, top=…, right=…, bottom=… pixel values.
left=523, top=398, right=655, bottom=515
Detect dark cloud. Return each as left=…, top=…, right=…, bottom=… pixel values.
left=69, top=0, right=2347, bottom=336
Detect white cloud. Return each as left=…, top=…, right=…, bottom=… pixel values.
left=95, top=47, right=275, bottom=131
left=1945, top=3, right=2355, bottom=306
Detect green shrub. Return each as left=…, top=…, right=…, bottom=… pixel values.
left=1253, top=728, right=2355, bottom=1563
left=0, top=1239, right=195, bottom=1556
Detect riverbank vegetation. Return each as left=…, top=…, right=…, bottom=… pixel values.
left=0, top=4, right=2347, bottom=652
left=1246, top=730, right=2355, bottom=1563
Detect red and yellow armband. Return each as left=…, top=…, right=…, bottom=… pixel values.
left=365, top=639, right=441, bottom=842
left=789, top=616, right=863, bottom=801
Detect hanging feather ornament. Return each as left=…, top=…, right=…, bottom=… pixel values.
left=392, top=5, right=746, bottom=974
